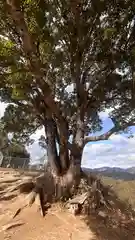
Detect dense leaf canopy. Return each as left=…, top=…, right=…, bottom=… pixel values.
left=0, top=1, right=135, bottom=172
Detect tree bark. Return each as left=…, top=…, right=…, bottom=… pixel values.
left=44, top=117, right=70, bottom=175
left=44, top=117, right=83, bottom=198
left=54, top=152, right=82, bottom=199
left=45, top=119, right=61, bottom=175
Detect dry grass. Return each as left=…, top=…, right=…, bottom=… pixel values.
left=78, top=173, right=135, bottom=240
left=101, top=176, right=135, bottom=209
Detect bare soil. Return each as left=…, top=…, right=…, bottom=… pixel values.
left=0, top=168, right=95, bottom=240
left=1, top=167, right=135, bottom=240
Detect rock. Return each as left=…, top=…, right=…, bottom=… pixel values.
left=98, top=211, right=107, bottom=218
left=69, top=192, right=89, bottom=205
left=68, top=203, right=80, bottom=215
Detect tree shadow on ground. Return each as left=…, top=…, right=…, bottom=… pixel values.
left=81, top=174, right=135, bottom=240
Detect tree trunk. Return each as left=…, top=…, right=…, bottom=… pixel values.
left=44, top=136, right=82, bottom=198
left=45, top=119, right=62, bottom=175
left=43, top=115, right=84, bottom=199
left=52, top=153, right=82, bottom=200
left=44, top=116, right=71, bottom=175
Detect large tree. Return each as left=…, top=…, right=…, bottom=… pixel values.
left=0, top=0, right=135, bottom=183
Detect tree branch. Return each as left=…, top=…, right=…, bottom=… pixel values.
left=84, top=121, right=135, bottom=145
left=84, top=127, right=116, bottom=145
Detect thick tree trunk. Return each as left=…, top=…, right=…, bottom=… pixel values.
left=52, top=153, right=82, bottom=199
left=43, top=114, right=84, bottom=199
left=44, top=134, right=82, bottom=198
left=44, top=115, right=70, bottom=175
left=44, top=119, right=62, bottom=175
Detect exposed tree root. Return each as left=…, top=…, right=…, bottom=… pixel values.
left=0, top=178, right=21, bottom=183
left=1, top=220, right=24, bottom=231
left=0, top=170, right=111, bottom=218
left=1, top=168, right=135, bottom=232
left=11, top=180, right=35, bottom=194
left=12, top=208, right=23, bottom=219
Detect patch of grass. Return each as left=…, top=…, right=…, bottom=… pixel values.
left=82, top=173, right=135, bottom=240
left=100, top=176, right=135, bottom=210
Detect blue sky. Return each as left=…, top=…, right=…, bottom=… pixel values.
left=1, top=102, right=135, bottom=169
left=82, top=112, right=135, bottom=169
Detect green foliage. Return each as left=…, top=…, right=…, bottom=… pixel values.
left=0, top=121, right=30, bottom=168
left=103, top=28, right=117, bottom=40
left=1, top=104, right=40, bottom=144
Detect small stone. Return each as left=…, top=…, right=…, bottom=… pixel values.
left=98, top=211, right=107, bottom=218
left=69, top=204, right=79, bottom=215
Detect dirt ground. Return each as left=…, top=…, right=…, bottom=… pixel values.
left=0, top=197, right=95, bottom=240
left=0, top=168, right=95, bottom=240
left=1, top=168, right=135, bottom=240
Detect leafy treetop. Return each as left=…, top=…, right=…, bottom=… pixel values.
left=0, top=0, right=135, bottom=173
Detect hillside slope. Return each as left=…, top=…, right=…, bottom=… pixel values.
left=0, top=168, right=135, bottom=240
left=82, top=167, right=135, bottom=180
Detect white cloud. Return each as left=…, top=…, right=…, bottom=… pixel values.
left=99, top=105, right=120, bottom=120
left=65, top=83, right=74, bottom=93
left=82, top=134, right=135, bottom=169
left=99, top=111, right=109, bottom=120
left=0, top=103, right=8, bottom=118
left=110, top=134, right=129, bottom=144
left=27, top=140, right=45, bottom=162
left=27, top=127, right=45, bottom=161
left=30, top=127, right=44, bottom=140
left=85, top=142, right=114, bottom=155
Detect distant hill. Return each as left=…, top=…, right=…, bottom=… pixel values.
left=82, top=166, right=135, bottom=180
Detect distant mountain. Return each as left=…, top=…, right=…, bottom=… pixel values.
left=82, top=166, right=135, bottom=180
left=127, top=167, right=135, bottom=174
